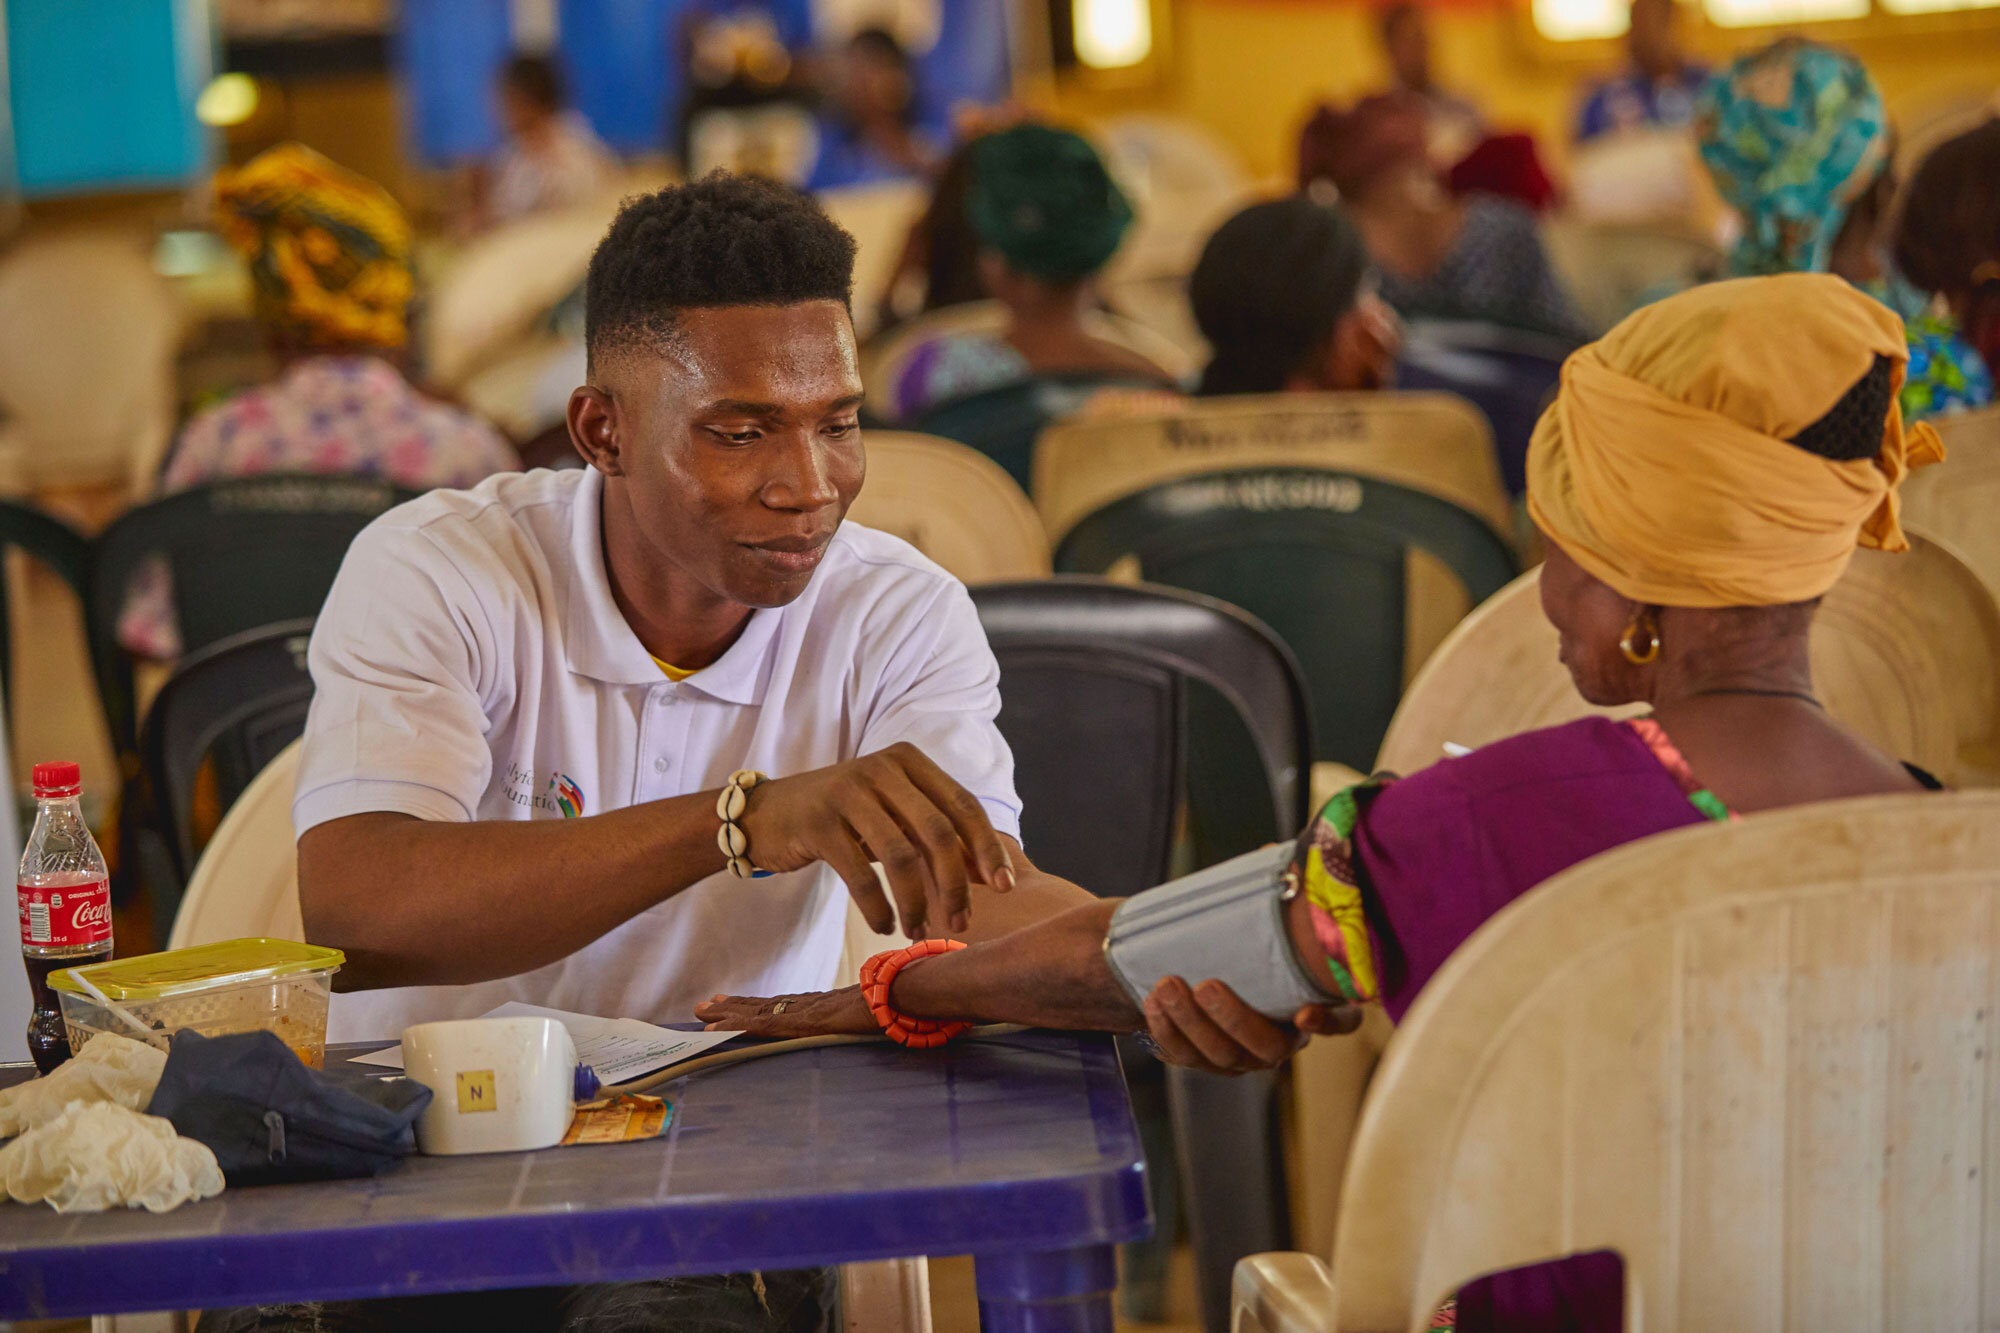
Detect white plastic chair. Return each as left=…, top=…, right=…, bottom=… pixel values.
left=845, top=431, right=1050, bottom=582
left=0, top=232, right=181, bottom=492
left=816, top=180, right=931, bottom=344
left=1097, top=113, right=1256, bottom=285
left=170, top=741, right=931, bottom=1333
left=1237, top=788, right=2000, bottom=1333
left=422, top=199, right=622, bottom=390
left=1900, top=404, right=2000, bottom=599
left=1290, top=536, right=2000, bottom=1265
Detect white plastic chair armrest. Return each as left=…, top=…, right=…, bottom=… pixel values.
left=1232, top=1251, right=1336, bottom=1333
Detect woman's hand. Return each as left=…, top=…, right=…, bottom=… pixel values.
left=694, top=986, right=879, bottom=1038
left=1143, top=976, right=1363, bottom=1075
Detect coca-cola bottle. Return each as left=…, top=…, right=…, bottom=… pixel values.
left=17, top=761, right=111, bottom=1073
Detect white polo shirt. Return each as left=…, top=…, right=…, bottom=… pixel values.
left=295, top=467, right=1021, bottom=1040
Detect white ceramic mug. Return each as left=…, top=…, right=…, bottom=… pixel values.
left=400, top=1016, right=578, bottom=1155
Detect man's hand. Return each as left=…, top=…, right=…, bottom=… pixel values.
left=695, top=986, right=876, bottom=1037
left=1143, top=976, right=1362, bottom=1075
left=739, top=741, right=1016, bottom=939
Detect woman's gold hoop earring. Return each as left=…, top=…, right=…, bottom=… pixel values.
left=1619, top=608, right=1661, bottom=665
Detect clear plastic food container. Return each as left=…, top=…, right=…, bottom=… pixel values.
left=50, top=938, right=344, bottom=1068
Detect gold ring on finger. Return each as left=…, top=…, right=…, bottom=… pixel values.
left=771, top=999, right=790, bottom=1015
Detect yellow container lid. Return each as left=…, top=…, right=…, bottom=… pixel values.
left=50, top=938, right=345, bottom=1001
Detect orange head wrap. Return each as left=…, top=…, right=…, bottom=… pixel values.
left=1526, top=272, right=1944, bottom=608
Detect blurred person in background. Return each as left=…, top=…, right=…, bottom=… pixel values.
left=1299, top=93, right=1590, bottom=342
left=888, top=123, right=1177, bottom=420
left=805, top=27, right=937, bottom=190
left=119, top=144, right=518, bottom=659
left=1893, top=119, right=2000, bottom=418
left=1574, top=0, right=1709, bottom=144
left=479, top=54, right=616, bottom=227
left=872, top=128, right=1001, bottom=330
left=1188, top=195, right=1402, bottom=396
left=1696, top=38, right=1991, bottom=419
left=1377, top=1, right=1484, bottom=165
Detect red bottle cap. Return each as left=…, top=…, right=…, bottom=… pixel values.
left=31, top=761, right=81, bottom=797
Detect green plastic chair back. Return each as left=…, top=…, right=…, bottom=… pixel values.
left=1055, top=466, right=1519, bottom=774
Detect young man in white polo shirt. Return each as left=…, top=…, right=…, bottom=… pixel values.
left=238, top=176, right=1094, bottom=1333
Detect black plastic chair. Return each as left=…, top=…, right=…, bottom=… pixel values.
left=912, top=372, right=1170, bottom=494
left=972, top=577, right=1311, bottom=1333
left=0, top=499, right=91, bottom=716
left=89, top=474, right=415, bottom=764
left=130, top=619, right=317, bottom=946
left=1056, top=467, right=1519, bottom=777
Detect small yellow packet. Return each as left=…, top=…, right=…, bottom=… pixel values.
left=560, top=1095, right=672, bottom=1146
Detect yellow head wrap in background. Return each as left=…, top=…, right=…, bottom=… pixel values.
left=214, top=143, right=413, bottom=352
left=1526, top=273, right=1944, bottom=608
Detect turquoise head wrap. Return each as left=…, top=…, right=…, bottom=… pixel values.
left=967, top=125, right=1133, bottom=283
left=1694, top=39, right=1889, bottom=277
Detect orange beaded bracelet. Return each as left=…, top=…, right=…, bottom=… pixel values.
left=859, top=938, right=972, bottom=1049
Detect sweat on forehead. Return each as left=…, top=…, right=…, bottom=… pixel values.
left=583, top=173, right=858, bottom=371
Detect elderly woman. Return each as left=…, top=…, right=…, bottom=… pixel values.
left=1695, top=39, right=1992, bottom=420
left=888, top=123, right=1177, bottom=421
left=700, top=273, right=1943, bottom=1330
left=1297, top=92, right=1589, bottom=343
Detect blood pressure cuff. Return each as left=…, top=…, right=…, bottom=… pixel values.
left=1103, top=842, right=1340, bottom=1021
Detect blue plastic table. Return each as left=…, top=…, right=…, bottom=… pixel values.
left=0, top=1031, right=1151, bottom=1329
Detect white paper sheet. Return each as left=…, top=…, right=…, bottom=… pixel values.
left=348, top=1003, right=741, bottom=1085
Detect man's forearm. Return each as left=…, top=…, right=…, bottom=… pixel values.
left=890, top=898, right=1142, bottom=1031
left=300, top=795, right=731, bottom=990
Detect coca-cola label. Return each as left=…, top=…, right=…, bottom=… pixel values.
left=18, top=880, right=111, bottom=948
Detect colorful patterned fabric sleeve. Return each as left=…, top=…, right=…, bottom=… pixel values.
left=1288, top=780, right=1392, bottom=1003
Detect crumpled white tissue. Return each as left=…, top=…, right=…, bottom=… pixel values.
left=0, top=1032, right=168, bottom=1137
left=0, top=1099, right=223, bottom=1212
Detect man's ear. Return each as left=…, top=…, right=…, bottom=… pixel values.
left=568, top=385, right=622, bottom=475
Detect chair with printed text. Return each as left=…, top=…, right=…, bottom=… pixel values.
left=1039, top=393, right=1519, bottom=801
left=972, top=576, right=1312, bottom=1332
left=1234, top=789, right=2000, bottom=1333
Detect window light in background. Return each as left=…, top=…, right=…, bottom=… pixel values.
left=1878, top=0, right=2000, bottom=14
left=1074, top=0, right=1153, bottom=69
left=1533, top=0, right=1629, bottom=40
left=1703, top=0, right=1866, bottom=23
left=195, top=72, right=259, bottom=127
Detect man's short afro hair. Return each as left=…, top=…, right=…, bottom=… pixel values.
left=585, top=173, right=858, bottom=368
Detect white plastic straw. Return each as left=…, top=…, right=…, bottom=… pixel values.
left=61, top=964, right=160, bottom=1045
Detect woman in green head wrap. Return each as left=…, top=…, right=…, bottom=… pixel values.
left=890, top=123, right=1178, bottom=422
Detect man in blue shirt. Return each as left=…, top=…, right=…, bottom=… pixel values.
left=1574, top=0, right=1710, bottom=144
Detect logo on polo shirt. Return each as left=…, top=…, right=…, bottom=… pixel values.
left=549, top=773, right=585, bottom=819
